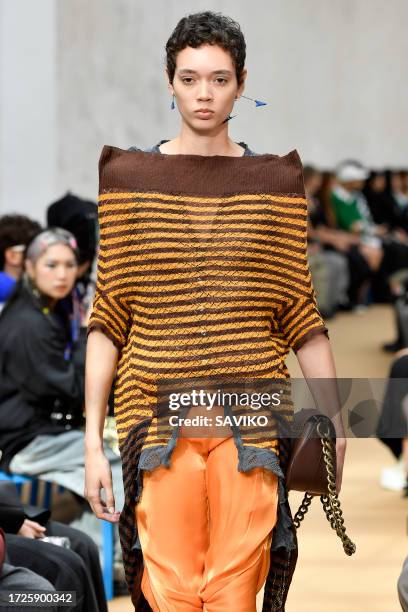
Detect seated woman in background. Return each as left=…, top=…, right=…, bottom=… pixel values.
left=309, top=168, right=378, bottom=309
left=0, top=228, right=87, bottom=468
left=0, top=227, right=124, bottom=586
left=0, top=227, right=123, bottom=487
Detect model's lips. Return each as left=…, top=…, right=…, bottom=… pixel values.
left=195, top=109, right=214, bottom=118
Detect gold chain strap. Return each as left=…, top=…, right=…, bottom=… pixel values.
left=292, top=425, right=356, bottom=556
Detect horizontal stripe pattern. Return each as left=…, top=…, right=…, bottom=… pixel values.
left=90, top=148, right=319, bottom=610
left=88, top=187, right=328, bottom=449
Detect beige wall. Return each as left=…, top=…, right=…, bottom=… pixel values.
left=1, top=0, right=407, bottom=219
left=0, top=0, right=57, bottom=223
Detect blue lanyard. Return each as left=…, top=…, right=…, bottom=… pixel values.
left=63, top=289, right=81, bottom=361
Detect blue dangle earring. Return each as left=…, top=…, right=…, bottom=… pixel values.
left=170, top=93, right=175, bottom=110
left=240, top=94, right=267, bottom=107
left=223, top=94, right=267, bottom=123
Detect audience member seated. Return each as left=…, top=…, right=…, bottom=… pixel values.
left=380, top=272, right=408, bottom=353
left=0, top=228, right=87, bottom=469
left=0, top=215, right=42, bottom=312
left=0, top=228, right=124, bottom=582
left=0, top=480, right=107, bottom=612
left=387, top=170, right=408, bottom=222
left=1, top=526, right=58, bottom=612
left=401, top=170, right=408, bottom=205
left=331, top=160, right=387, bottom=239
left=363, top=171, right=399, bottom=228
left=376, top=349, right=408, bottom=494
left=47, top=192, right=98, bottom=325
left=307, top=167, right=377, bottom=309
left=304, top=165, right=350, bottom=317
left=331, top=160, right=408, bottom=304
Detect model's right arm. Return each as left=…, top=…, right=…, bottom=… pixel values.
left=83, top=171, right=133, bottom=521
left=84, top=329, right=121, bottom=522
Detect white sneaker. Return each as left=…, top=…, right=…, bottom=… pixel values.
left=380, top=459, right=406, bottom=491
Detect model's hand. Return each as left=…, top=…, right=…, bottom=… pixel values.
left=84, top=448, right=121, bottom=523
left=335, top=437, right=347, bottom=495
left=18, top=519, right=46, bottom=539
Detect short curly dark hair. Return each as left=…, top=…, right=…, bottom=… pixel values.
left=0, top=214, right=42, bottom=270
left=165, top=11, right=246, bottom=86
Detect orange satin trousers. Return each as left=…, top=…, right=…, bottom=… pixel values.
left=135, top=435, right=279, bottom=611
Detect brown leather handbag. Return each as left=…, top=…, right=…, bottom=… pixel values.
left=286, top=408, right=356, bottom=556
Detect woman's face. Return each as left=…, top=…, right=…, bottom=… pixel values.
left=25, top=243, right=78, bottom=302
left=305, top=172, right=322, bottom=196
left=371, top=173, right=386, bottom=192
left=169, top=43, right=246, bottom=131
left=391, top=172, right=402, bottom=192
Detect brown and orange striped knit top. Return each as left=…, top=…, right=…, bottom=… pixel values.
left=87, top=143, right=329, bottom=609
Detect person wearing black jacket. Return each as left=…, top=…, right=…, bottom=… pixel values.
left=0, top=227, right=124, bottom=590
left=0, top=228, right=86, bottom=470
left=0, top=226, right=123, bottom=502
left=0, top=479, right=107, bottom=612
left=0, top=525, right=57, bottom=612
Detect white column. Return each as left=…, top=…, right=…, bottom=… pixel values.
left=0, top=0, right=57, bottom=224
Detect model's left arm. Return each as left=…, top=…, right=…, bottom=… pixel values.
left=275, top=194, right=346, bottom=494
left=296, top=333, right=347, bottom=495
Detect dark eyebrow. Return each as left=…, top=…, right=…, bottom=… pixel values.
left=177, top=69, right=233, bottom=76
